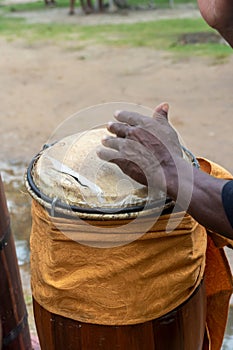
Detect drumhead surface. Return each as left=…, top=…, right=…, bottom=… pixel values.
left=31, top=128, right=165, bottom=210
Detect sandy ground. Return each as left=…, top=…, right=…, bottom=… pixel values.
left=0, top=5, right=233, bottom=345
left=1, top=37, right=233, bottom=172
left=0, top=4, right=232, bottom=172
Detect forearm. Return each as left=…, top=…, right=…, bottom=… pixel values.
left=165, top=158, right=233, bottom=239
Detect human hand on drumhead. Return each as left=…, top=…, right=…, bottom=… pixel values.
left=97, top=102, right=183, bottom=189
left=197, top=0, right=233, bottom=47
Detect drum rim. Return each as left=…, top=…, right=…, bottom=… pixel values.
left=25, top=154, right=175, bottom=219
left=25, top=144, right=199, bottom=220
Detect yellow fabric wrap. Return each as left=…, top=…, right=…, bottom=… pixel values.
left=30, top=200, right=206, bottom=325
left=30, top=157, right=233, bottom=350
left=197, top=158, right=233, bottom=350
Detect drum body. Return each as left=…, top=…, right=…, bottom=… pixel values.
left=33, top=280, right=206, bottom=350
left=26, top=129, right=207, bottom=350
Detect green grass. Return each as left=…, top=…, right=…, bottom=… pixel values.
left=0, top=0, right=69, bottom=12
left=171, top=41, right=232, bottom=59
left=0, top=14, right=231, bottom=59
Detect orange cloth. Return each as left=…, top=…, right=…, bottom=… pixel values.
left=198, top=158, right=233, bottom=350
left=29, top=157, right=233, bottom=350
left=30, top=201, right=206, bottom=325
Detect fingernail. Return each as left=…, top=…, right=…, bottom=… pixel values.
left=96, top=146, right=101, bottom=154
left=161, top=103, right=169, bottom=113
left=114, top=110, right=121, bottom=117
left=102, top=135, right=109, bottom=141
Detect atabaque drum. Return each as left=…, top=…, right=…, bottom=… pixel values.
left=25, top=128, right=207, bottom=350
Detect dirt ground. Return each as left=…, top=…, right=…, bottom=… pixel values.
left=0, top=5, right=233, bottom=173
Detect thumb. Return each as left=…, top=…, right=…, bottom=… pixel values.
left=153, top=102, right=169, bottom=119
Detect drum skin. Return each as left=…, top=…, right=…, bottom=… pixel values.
left=33, top=280, right=206, bottom=350
left=32, top=129, right=150, bottom=210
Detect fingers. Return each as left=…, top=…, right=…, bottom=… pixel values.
left=114, top=110, right=147, bottom=126
left=97, top=146, right=128, bottom=176
left=107, top=122, right=129, bottom=138
left=153, top=102, right=169, bottom=119
left=97, top=146, right=118, bottom=162
left=101, top=136, right=122, bottom=151
left=106, top=123, right=142, bottom=142
left=97, top=145, right=148, bottom=186
left=113, top=103, right=169, bottom=128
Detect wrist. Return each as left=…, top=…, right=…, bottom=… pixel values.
left=163, top=157, right=194, bottom=203
left=163, top=157, right=182, bottom=200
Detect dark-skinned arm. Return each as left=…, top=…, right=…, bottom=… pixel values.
left=164, top=155, right=233, bottom=239
left=97, top=104, right=233, bottom=239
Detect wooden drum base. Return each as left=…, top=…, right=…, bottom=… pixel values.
left=33, top=280, right=206, bottom=350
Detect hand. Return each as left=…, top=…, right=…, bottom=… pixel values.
left=97, top=103, right=183, bottom=192
left=197, top=0, right=233, bottom=46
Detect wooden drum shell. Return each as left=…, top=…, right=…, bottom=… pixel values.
left=33, top=280, right=206, bottom=350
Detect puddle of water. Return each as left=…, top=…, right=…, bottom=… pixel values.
left=1, top=159, right=233, bottom=347
left=15, top=239, right=30, bottom=265
left=1, top=159, right=32, bottom=244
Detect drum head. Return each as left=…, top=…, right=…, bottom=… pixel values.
left=30, top=128, right=166, bottom=211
